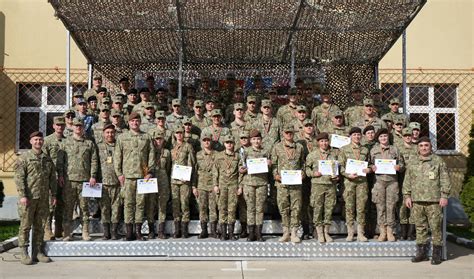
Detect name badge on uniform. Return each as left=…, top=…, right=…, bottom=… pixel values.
left=106, top=156, right=113, bottom=164
left=429, top=171, right=435, bottom=180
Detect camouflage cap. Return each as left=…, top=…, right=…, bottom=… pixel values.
left=93, top=75, right=102, bottom=81
left=261, top=99, right=272, bottom=107
left=110, top=109, right=121, bottom=117
left=211, top=109, right=222, bottom=117
left=332, top=109, right=343, bottom=117
left=303, top=119, right=313, bottom=126
left=363, top=98, right=374, bottom=106
left=72, top=118, right=84, bottom=126
left=73, top=91, right=83, bottom=98
left=87, top=95, right=97, bottom=103
left=234, top=103, right=245, bottom=110
left=76, top=98, right=86, bottom=104
left=64, top=109, right=75, bottom=117
left=316, top=132, right=329, bottom=141
left=29, top=131, right=43, bottom=139
left=194, top=100, right=204, bottom=107
left=144, top=102, right=155, bottom=109
left=390, top=97, right=401, bottom=105
left=381, top=114, right=392, bottom=122
left=103, top=123, right=115, bottom=131
left=283, top=124, right=295, bottom=132
left=153, top=130, right=165, bottom=139
left=409, top=122, right=421, bottom=130
left=205, top=97, right=215, bottom=103
left=102, top=96, right=111, bottom=104
left=182, top=116, right=192, bottom=124
left=172, top=99, right=181, bottom=106
left=155, top=110, right=166, bottom=119
left=112, top=96, right=123, bottom=104
left=174, top=126, right=184, bottom=133
left=349, top=127, right=362, bottom=135
left=222, top=134, right=235, bottom=143
left=246, top=95, right=257, bottom=103
left=296, top=105, right=307, bottom=112
left=402, top=127, right=413, bottom=136
left=99, top=104, right=111, bottom=112
left=200, top=132, right=212, bottom=141
left=53, top=116, right=66, bottom=125
left=394, top=116, right=405, bottom=125
left=240, top=130, right=250, bottom=138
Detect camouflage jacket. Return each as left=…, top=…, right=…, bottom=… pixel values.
left=398, top=143, right=418, bottom=168
left=403, top=153, right=451, bottom=202
left=369, top=143, right=404, bottom=182
left=154, top=147, right=172, bottom=184
left=276, top=104, right=298, bottom=128
left=291, top=119, right=308, bottom=141
left=190, top=115, right=211, bottom=136
left=42, top=133, right=66, bottom=177
left=91, top=119, right=111, bottom=143
left=243, top=110, right=260, bottom=127
left=353, top=116, right=387, bottom=133
left=196, top=150, right=216, bottom=191
left=63, top=136, right=99, bottom=182
left=251, top=116, right=281, bottom=153
left=147, top=126, right=173, bottom=149
left=271, top=141, right=305, bottom=181
left=338, top=143, right=370, bottom=182
left=201, top=125, right=231, bottom=152
left=140, top=116, right=156, bottom=133
left=114, top=130, right=156, bottom=179
left=344, top=104, right=364, bottom=127
left=296, top=134, right=318, bottom=158
left=391, top=131, right=404, bottom=149
left=305, top=148, right=339, bottom=185
left=230, top=120, right=251, bottom=144
left=15, top=150, right=57, bottom=200
left=170, top=141, right=196, bottom=186
left=240, top=146, right=270, bottom=186
left=326, top=125, right=350, bottom=137
left=382, top=111, right=409, bottom=127
left=97, top=141, right=119, bottom=185
left=166, top=113, right=185, bottom=131
left=311, top=103, right=341, bottom=133
left=213, top=150, right=241, bottom=188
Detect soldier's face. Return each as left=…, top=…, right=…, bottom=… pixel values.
left=30, top=136, right=44, bottom=150
left=391, top=103, right=400, bottom=113
left=240, top=138, right=249, bottom=146
left=260, top=106, right=272, bottom=115
left=172, top=104, right=181, bottom=114
left=202, top=138, right=211, bottom=149
left=120, top=81, right=130, bottom=91
left=364, top=105, right=374, bottom=115
left=77, top=103, right=87, bottom=113
left=103, top=128, right=116, bottom=143
left=403, top=134, right=412, bottom=144
left=250, top=137, right=262, bottom=148
left=154, top=138, right=165, bottom=148
left=157, top=117, right=166, bottom=126
left=128, top=94, right=138, bottom=102
left=372, top=93, right=381, bottom=102
left=93, top=79, right=102, bottom=88
left=65, top=114, right=75, bottom=124
left=318, top=139, right=329, bottom=150
left=113, top=102, right=123, bottom=110
left=206, top=102, right=215, bottom=111
left=111, top=115, right=121, bottom=125
left=187, top=98, right=195, bottom=107
left=352, top=91, right=363, bottom=101
left=394, top=123, right=403, bottom=132
left=145, top=107, right=155, bottom=117
left=175, top=131, right=184, bottom=141
left=234, top=108, right=244, bottom=119
left=141, top=93, right=151, bottom=102
left=184, top=123, right=192, bottom=133
left=128, top=119, right=141, bottom=131
left=297, top=111, right=307, bottom=121
left=212, top=115, right=222, bottom=125
left=333, top=116, right=343, bottom=126
left=100, top=110, right=110, bottom=119
left=378, top=133, right=389, bottom=145
left=304, top=125, right=314, bottom=134
left=247, top=101, right=256, bottom=112
left=146, top=80, right=155, bottom=88
left=351, top=132, right=362, bottom=144
left=193, top=106, right=203, bottom=115
left=364, top=130, right=375, bottom=141
left=412, top=129, right=420, bottom=139
left=73, top=125, right=83, bottom=136
left=321, top=94, right=331, bottom=103
left=283, top=131, right=294, bottom=141
left=89, top=100, right=98, bottom=109
left=224, top=141, right=234, bottom=151
left=53, top=123, right=65, bottom=134
left=156, top=91, right=165, bottom=99
left=418, top=142, right=432, bottom=156
left=202, top=81, right=209, bottom=90
left=288, top=95, right=297, bottom=103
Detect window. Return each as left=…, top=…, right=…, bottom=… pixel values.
left=16, top=83, right=87, bottom=150
left=381, top=83, right=459, bottom=154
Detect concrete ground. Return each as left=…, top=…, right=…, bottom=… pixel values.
left=0, top=242, right=472, bottom=279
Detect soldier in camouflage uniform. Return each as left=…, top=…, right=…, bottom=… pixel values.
left=404, top=137, right=450, bottom=265
left=251, top=99, right=281, bottom=153
left=201, top=109, right=231, bottom=152
left=352, top=98, right=387, bottom=133
left=305, top=132, right=339, bottom=243
left=124, top=89, right=139, bottom=115
left=240, top=129, right=271, bottom=241
left=194, top=132, right=218, bottom=239
left=139, top=102, right=156, bottom=133
left=181, top=116, right=201, bottom=152
left=338, top=127, right=372, bottom=242
left=236, top=130, right=250, bottom=238
left=371, top=89, right=389, bottom=117
left=224, top=87, right=245, bottom=124
left=382, top=98, right=409, bottom=127
left=182, top=90, right=196, bottom=117
left=203, top=98, right=216, bottom=121
left=244, top=95, right=260, bottom=126
left=42, top=117, right=66, bottom=240
left=97, top=124, right=121, bottom=240
left=62, top=118, right=99, bottom=241
left=276, top=88, right=299, bottom=128
left=292, top=105, right=309, bottom=141
left=110, top=109, right=128, bottom=136
left=84, top=76, right=102, bottom=101
left=370, top=128, right=404, bottom=242
left=63, top=109, right=75, bottom=138
left=170, top=126, right=196, bottom=238
left=132, top=88, right=153, bottom=116
left=409, top=122, right=421, bottom=144
left=16, top=131, right=57, bottom=265
left=230, top=103, right=250, bottom=146
left=148, top=110, right=172, bottom=150
left=344, top=88, right=365, bottom=127
left=271, top=124, right=305, bottom=243
left=311, top=89, right=341, bottom=133
left=362, top=125, right=377, bottom=238
left=166, top=99, right=185, bottom=131
left=114, top=112, right=155, bottom=241
left=86, top=96, right=100, bottom=122
left=154, top=87, right=169, bottom=113
left=91, top=104, right=111, bottom=143
left=190, top=100, right=211, bottom=136
left=214, top=135, right=242, bottom=241
left=326, top=109, right=350, bottom=137
left=150, top=130, right=172, bottom=239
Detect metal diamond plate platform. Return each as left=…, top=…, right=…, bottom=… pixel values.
left=45, top=237, right=418, bottom=260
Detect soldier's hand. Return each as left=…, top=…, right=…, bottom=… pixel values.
left=394, top=165, right=401, bottom=172
left=58, top=176, right=65, bottom=187
left=19, top=197, right=29, bottom=207
left=192, top=187, right=199, bottom=198
left=144, top=174, right=152, bottom=180
left=314, top=171, right=322, bottom=177
left=51, top=197, right=57, bottom=206
left=275, top=175, right=282, bottom=182
left=213, top=186, right=220, bottom=194
left=439, top=198, right=448, bottom=207
left=363, top=168, right=372, bottom=174
left=119, top=175, right=125, bottom=186
left=267, top=159, right=272, bottom=166
left=371, top=166, right=377, bottom=173
left=348, top=173, right=358, bottom=179
left=405, top=197, right=413, bottom=209
left=237, top=187, right=243, bottom=196
left=239, top=167, right=247, bottom=174
left=89, top=177, right=97, bottom=187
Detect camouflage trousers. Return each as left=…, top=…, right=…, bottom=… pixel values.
left=276, top=183, right=302, bottom=229
left=99, top=184, right=122, bottom=224
left=218, top=184, right=239, bottom=224
left=237, top=194, right=247, bottom=223
left=343, top=180, right=368, bottom=226
left=372, top=179, right=399, bottom=227
left=18, top=199, right=48, bottom=247
left=412, top=202, right=443, bottom=246
left=64, top=181, right=90, bottom=225
left=243, top=185, right=267, bottom=226
left=301, top=179, right=313, bottom=226
left=145, top=178, right=170, bottom=224
left=399, top=201, right=413, bottom=224
left=46, top=185, right=63, bottom=234
left=171, top=183, right=191, bottom=222
left=311, top=183, right=336, bottom=226
left=198, top=189, right=218, bottom=223
left=123, top=178, right=145, bottom=224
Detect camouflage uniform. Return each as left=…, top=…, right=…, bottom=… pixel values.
left=398, top=140, right=418, bottom=227
left=276, top=103, right=298, bottom=129
left=140, top=116, right=156, bottom=133
left=91, top=119, right=111, bottom=143
left=311, top=103, right=341, bottom=133
left=214, top=148, right=241, bottom=224
left=244, top=110, right=260, bottom=127
left=196, top=149, right=218, bottom=223
left=353, top=116, right=387, bottom=133
left=190, top=115, right=211, bottom=136
left=97, top=141, right=121, bottom=225
left=166, top=112, right=185, bottom=131
left=230, top=120, right=250, bottom=148
left=201, top=124, right=231, bottom=152
left=344, top=104, right=364, bottom=128
left=382, top=111, right=409, bottom=127
left=251, top=115, right=281, bottom=154
left=148, top=125, right=172, bottom=150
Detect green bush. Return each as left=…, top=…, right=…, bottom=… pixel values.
left=461, top=122, right=474, bottom=225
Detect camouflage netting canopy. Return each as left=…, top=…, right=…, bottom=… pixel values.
left=50, top=0, right=425, bottom=107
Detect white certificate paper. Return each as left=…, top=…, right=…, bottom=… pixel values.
left=137, top=178, right=158, bottom=194
left=171, top=164, right=193, bottom=181
left=318, top=160, right=339, bottom=176
left=82, top=182, right=102, bottom=198
left=345, top=159, right=368, bottom=177
left=246, top=158, right=269, bottom=174
left=375, top=159, right=397, bottom=175
left=330, top=134, right=351, bottom=148
left=281, top=170, right=302, bottom=185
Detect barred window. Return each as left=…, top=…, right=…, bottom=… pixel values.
left=381, top=83, right=459, bottom=154
left=16, top=83, right=87, bottom=151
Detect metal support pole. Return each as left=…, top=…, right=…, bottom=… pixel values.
left=87, top=64, right=93, bottom=89
left=290, top=44, right=295, bottom=88
left=178, top=34, right=183, bottom=100
left=374, top=63, right=379, bottom=88
left=66, top=30, right=71, bottom=107
left=402, top=30, right=407, bottom=114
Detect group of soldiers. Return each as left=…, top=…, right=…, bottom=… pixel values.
left=17, top=74, right=450, bottom=265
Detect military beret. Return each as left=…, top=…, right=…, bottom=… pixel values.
left=110, top=109, right=121, bottom=117
left=76, top=98, right=86, bottom=104
left=211, top=109, right=222, bottom=117
left=303, top=119, right=313, bottom=126
left=371, top=88, right=383, bottom=95
left=172, top=99, right=181, bottom=106
left=29, top=131, right=43, bottom=139
left=418, top=136, right=431, bottom=144
left=390, top=97, right=401, bottom=105
left=139, top=87, right=150, bottom=94
left=144, top=102, right=155, bottom=109
left=128, top=112, right=141, bottom=120
left=296, top=105, right=307, bottom=112
left=283, top=124, right=295, bottom=132
left=288, top=88, right=297, bottom=95
left=119, top=77, right=129, bottom=83
left=409, top=122, right=421, bottom=130
left=103, top=123, right=115, bottom=131
left=402, top=127, right=413, bottom=136
left=112, top=96, right=123, bottom=104
left=174, top=126, right=184, bottom=133
left=247, top=95, right=257, bottom=103
left=375, top=128, right=390, bottom=139
left=332, top=109, right=343, bottom=117
left=261, top=99, right=272, bottom=108
left=53, top=116, right=66, bottom=125
left=146, top=76, right=154, bottom=81
left=93, top=76, right=102, bottom=81
left=153, top=130, right=165, bottom=139
left=240, top=130, right=250, bottom=138
left=226, top=73, right=236, bottom=80
left=64, top=109, right=75, bottom=117
left=73, top=118, right=84, bottom=126
left=87, top=96, right=97, bottom=102
left=73, top=91, right=83, bottom=98
left=363, top=98, right=374, bottom=106
left=316, top=132, right=329, bottom=141
left=194, top=100, right=203, bottom=107
left=363, top=125, right=375, bottom=135
left=99, top=104, right=111, bottom=112
left=381, top=114, right=392, bottom=122
left=200, top=132, right=212, bottom=141
left=129, top=88, right=138, bottom=95
left=349, top=127, right=362, bottom=135
left=234, top=103, right=244, bottom=110
left=222, top=135, right=235, bottom=143
left=249, top=129, right=262, bottom=138
left=155, top=110, right=166, bottom=119
left=97, top=87, right=107, bottom=93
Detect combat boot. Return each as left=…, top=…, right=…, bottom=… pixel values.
left=62, top=222, right=72, bottom=241
left=279, top=227, right=291, bottom=242
left=198, top=221, right=208, bottom=239
left=290, top=227, right=301, bottom=243
left=240, top=222, right=248, bottom=238
left=135, top=223, right=145, bottom=241
left=173, top=221, right=181, bottom=238
left=44, top=222, right=54, bottom=241
left=182, top=222, right=189, bottom=238
left=220, top=223, right=228, bottom=241
left=20, top=246, right=33, bottom=265
left=228, top=223, right=236, bottom=240
left=111, top=223, right=119, bottom=240
left=346, top=225, right=354, bottom=242
left=33, top=244, right=51, bottom=263
left=148, top=222, right=156, bottom=239
left=407, top=224, right=416, bottom=241
left=357, top=224, right=368, bottom=242
left=378, top=225, right=387, bottom=242
left=411, top=244, right=429, bottom=263
left=302, top=223, right=310, bottom=240
left=316, top=226, right=325, bottom=243
left=82, top=223, right=91, bottom=241
left=431, top=245, right=443, bottom=265
left=210, top=221, right=217, bottom=238
left=157, top=222, right=166, bottom=239
left=247, top=225, right=256, bottom=242
left=102, top=223, right=111, bottom=240
left=54, top=221, right=63, bottom=239
left=256, top=225, right=264, bottom=242
left=400, top=224, right=408, bottom=240
left=125, top=223, right=134, bottom=241
left=324, top=225, right=333, bottom=242
left=386, top=226, right=396, bottom=242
